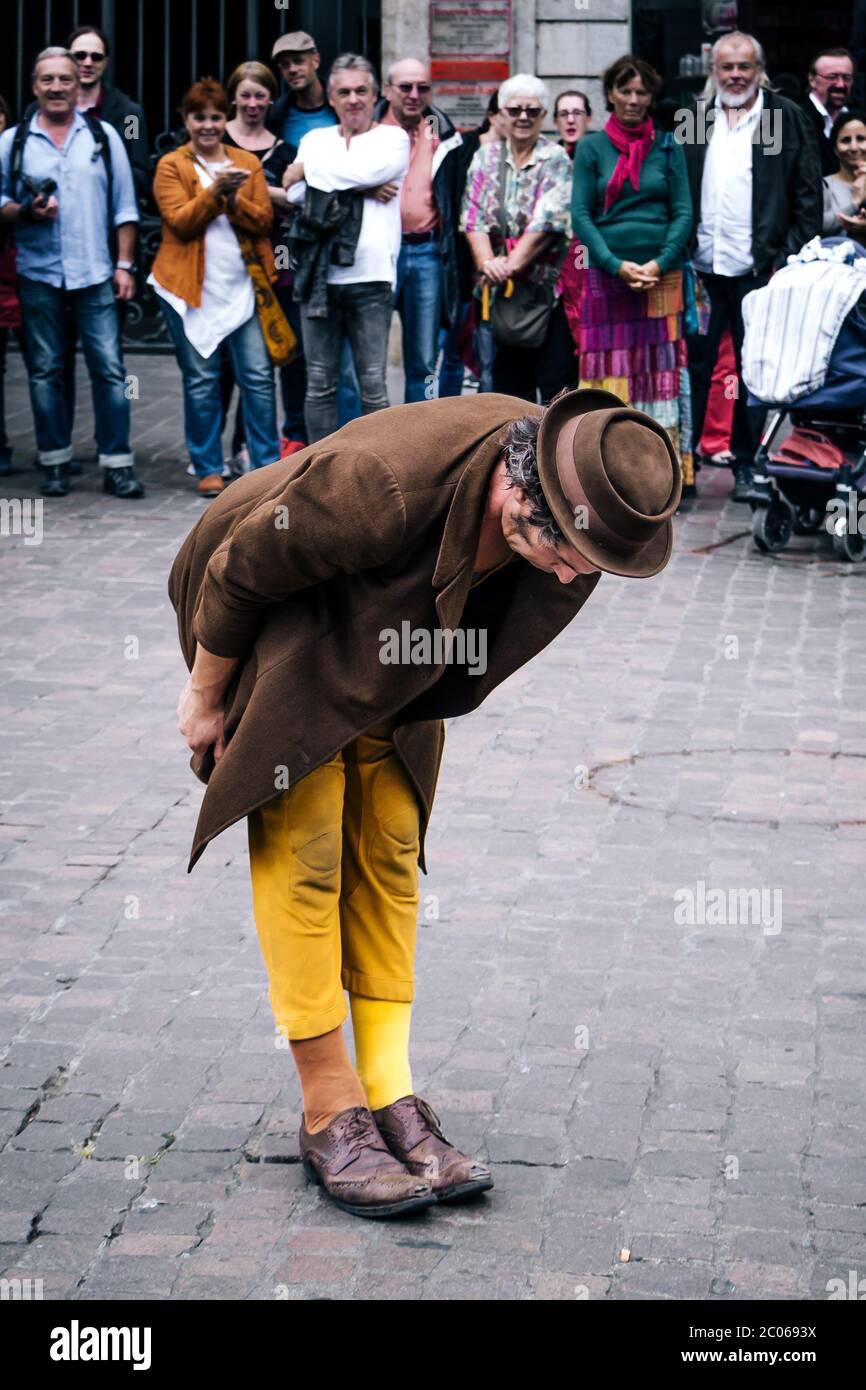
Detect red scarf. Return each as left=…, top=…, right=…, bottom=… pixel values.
left=603, top=113, right=655, bottom=212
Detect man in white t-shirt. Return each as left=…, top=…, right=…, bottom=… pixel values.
left=284, top=54, right=409, bottom=441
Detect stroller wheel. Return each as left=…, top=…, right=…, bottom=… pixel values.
left=752, top=502, right=792, bottom=554
left=792, top=505, right=825, bottom=535
left=831, top=526, right=866, bottom=562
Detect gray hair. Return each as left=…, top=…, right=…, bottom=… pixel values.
left=328, top=53, right=379, bottom=98
left=498, top=73, right=550, bottom=114
left=32, top=46, right=78, bottom=81
left=701, top=31, right=771, bottom=102
left=502, top=414, right=562, bottom=546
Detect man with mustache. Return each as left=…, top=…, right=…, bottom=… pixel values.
left=802, top=47, right=856, bottom=176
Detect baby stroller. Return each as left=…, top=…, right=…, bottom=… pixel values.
left=743, top=238, right=866, bottom=561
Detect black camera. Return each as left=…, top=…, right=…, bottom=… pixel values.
left=19, top=175, right=58, bottom=221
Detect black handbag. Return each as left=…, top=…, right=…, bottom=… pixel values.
left=488, top=142, right=556, bottom=350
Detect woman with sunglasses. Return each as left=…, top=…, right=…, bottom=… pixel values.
left=570, top=56, right=695, bottom=496
left=460, top=74, right=574, bottom=403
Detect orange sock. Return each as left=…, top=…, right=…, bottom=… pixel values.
left=290, top=1025, right=367, bottom=1133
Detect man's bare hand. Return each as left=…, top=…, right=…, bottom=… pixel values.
left=113, top=268, right=136, bottom=301
left=178, top=676, right=226, bottom=764
left=32, top=195, right=59, bottom=221
left=367, top=180, right=399, bottom=203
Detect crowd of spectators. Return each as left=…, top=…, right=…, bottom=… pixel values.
left=0, top=22, right=856, bottom=510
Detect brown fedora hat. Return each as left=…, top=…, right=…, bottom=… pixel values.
left=536, top=388, right=682, bottom=578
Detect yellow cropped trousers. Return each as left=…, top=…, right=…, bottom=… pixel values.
left=247, top=718, right=420, bottom=1041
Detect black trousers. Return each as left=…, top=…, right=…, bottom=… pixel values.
left=689, top=268, right=769, bottom=470
left=491, top=297, right=579, bottom=404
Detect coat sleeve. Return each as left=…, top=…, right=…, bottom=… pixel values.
left=191, top=449, right=408, bottom=658
left=229, top=157, right=274, bottom=235
left=655, top=140, right=693, bottom=274
left=305, top=127, right=410, bottom=191
left=570, top=138, right=621, bottom=277
left=153, top=154, right=222, bottom=240
left=782, top=107, right=823, bottom=264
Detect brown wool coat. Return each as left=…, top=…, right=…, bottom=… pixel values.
left=168, top=394, right=602, bottom=873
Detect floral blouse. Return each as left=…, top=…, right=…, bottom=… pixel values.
left=460, top=136, right=573, bottom=287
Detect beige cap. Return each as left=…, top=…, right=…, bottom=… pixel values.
left=272, top=32, right=317, bottom=58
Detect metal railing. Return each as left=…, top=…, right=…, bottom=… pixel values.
left=3, top=0, right=380, bottom=352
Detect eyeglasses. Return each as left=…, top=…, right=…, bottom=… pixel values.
left=557, top=108, right=588, bottom=119
left=395, top=81, right=431, bottom=95
left=71, top=49, right=107, bottom=62
left=817, top=72, right=854, bottom=84
left=504, top=104, right=543, bottom=118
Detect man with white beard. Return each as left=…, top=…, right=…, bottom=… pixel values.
left=683, top=31, right=821, bottom=503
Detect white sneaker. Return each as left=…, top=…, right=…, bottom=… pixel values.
left=231, top=446, right=251, bottom=477
left=188, top=462, right=231, bottom=477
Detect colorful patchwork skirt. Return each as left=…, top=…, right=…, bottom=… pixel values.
left=578, top=266, right=695, bottom=486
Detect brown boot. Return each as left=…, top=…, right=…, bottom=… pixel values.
left=299, top=1105, right=436, bottom=1219
left=372, top=1095, right=494, bottom=1204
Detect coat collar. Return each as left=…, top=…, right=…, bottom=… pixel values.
left=431, top=421, right=513, bottom=592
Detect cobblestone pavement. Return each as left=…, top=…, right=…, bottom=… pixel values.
left=1, top=352, right=865, bottom=1302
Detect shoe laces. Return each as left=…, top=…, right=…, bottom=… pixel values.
left=334, top=1106, right=380, bottom=1159
left=414, top=1096, right=448, bottom=1144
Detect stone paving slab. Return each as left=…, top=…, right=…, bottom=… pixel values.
left=1, top=352, right=865, bottom=1301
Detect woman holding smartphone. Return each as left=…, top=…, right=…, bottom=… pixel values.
left=149, top=78, right=280, bottom=498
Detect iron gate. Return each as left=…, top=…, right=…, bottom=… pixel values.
left=2, top=0, right=382, bottom=350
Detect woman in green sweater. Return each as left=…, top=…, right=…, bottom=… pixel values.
left=571, top=55, right=696, bottom=496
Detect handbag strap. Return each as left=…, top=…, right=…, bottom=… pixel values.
left=496, top=141, right=509, bottom=251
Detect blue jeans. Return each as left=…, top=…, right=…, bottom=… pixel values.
left=393, top=239, right=443, bottom=403
left=160, top=299, right=279, bottom=476
left=300, top=280, right=392, bottom=442
left=438, top=299, right=473, bottom=398
left=17, top=276, right=133, bottom=468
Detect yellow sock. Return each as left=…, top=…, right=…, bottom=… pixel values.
left=349, top=995, right=413, bottom=1112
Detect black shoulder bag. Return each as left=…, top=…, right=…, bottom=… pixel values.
left=489, top=141, right=557, bottom=351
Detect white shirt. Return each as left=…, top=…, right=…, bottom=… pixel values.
left=149, top=159, right=254, bottom=358
left=694, top=90, right=764, bottom=277
left=809, top=91, right=846, bottom=140
left=286, top=122, right=410, bottom=286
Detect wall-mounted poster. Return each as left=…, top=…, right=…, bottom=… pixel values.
left=430, top=1, right=512, bottom=131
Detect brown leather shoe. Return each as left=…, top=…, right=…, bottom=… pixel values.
left=299, top=1105, right=436, bottom=1219
left=372, top=1094, right=494, bottom=1204
left=197, top=474, right=225, bottom=499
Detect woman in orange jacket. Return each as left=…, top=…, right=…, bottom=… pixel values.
left=149, top=78, right=280, bottom=499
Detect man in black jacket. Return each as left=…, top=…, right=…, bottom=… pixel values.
left=375, top=60, right=463, bottom=403
left=67, top=25, right=150, bottom=204
left=801, top=47, right=855, bottom=176
left=682, top=30, right=822, bottom=502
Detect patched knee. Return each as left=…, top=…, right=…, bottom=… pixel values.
left=369, top=812, right=420, bottom=898
left=290, top=827, right=342, bottom=876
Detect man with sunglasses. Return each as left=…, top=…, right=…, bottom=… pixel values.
left=67, top=24, right=150, bottom=203
left=377, top=59, right=464, bottom=403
